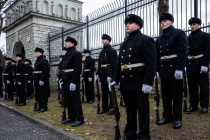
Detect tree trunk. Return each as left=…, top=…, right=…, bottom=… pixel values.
left=158, top=0, right=169, bottom=34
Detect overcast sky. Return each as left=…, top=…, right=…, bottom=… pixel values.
left=0, top=0, right=115, bottom=53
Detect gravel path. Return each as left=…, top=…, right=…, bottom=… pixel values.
left=0, top=105, right=66, bottom=140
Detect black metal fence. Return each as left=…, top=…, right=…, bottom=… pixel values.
left=49, top=0, right=210, bottom=65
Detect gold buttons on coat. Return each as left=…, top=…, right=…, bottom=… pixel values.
left=170, top=65, right=172, bottom=67
left=160, top=46, right=162, bottom=48
left=129, top=55, right=131, bottom=57
left=122, top=75, right=124, bottom=78
left=123, top=50, right=125, bottom=52
left=121, top=56, right=123, bottom=58
left=129, top=48, right=132, bottom=50
left=130, top=75, right=132, bottom=77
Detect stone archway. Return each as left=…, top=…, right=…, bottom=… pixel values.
left=13, top=41, right=25, bottom=59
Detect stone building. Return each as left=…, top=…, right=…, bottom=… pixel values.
left=2, top=0, right=83, bottom=88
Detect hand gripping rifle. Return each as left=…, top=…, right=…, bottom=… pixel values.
left=183, top=70, right=188, bottom=112
left=96, top=78, right=101, bottom=113
left=154, top=74, right=160, bottom=123
left=111, top=85, right=121, bottom=140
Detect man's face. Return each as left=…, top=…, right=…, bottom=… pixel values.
left=62, top=50, right=67, bottom=56
left=35, top=52, right=42, bottom=58
left=160, top=20, right=174, bottom=30
left=190, top=23, right=200, bottom=31
left=65, top=41, right=74, bottom=48
left=12, top=62, right=16, bottom=65
left=16, top=56, right=22, bottom=61
left=25, top=61, right=29, bottom=64
left=126, top=22, right=140, bottom=34
left=84, top=53, right=90, bottom=57
left=6, top=60, right=10, bottom=64
left=102, top=39, right=110, bottom=46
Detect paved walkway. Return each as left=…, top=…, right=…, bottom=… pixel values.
left=0, top=105, right=66, bottom=140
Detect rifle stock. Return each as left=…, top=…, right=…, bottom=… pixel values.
left=96, top=79, right=101, bottom=113
left=154, top=75, right=160, bottom=123
left=81, top=79, right=85, bottom=103
left=62, top=105, right=67, bottom=121
left=111, top=85, right=121, bottom=140
left=183, top=71, right=188, bottom=112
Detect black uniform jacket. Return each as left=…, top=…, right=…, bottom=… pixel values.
left=25, top=64, right=34, bottom=81
left=156, top=26, right=188, bottom=79
left=62, top=47, right=82, bottom=89
left=34, top=55, right=50, bottom=85
left=83, top=56, right=95, bottom=80
left=16, top=60, right=26, bottom=84
left=97, top=44, right=117, bottom=82
left=4, top=62, right=14, bottom=83
left=187, top=28, right=210, bottom=74
left=113, top=30, right=157, bottom=92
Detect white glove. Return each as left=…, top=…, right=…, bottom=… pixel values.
left=88, top=77, right=92, bottom=82
left=59, top=81, right=63, bottom=89
left=39, top=81, right=44, bottom=86
left=18, top=81, right=22, bottom=85
left=107, top=77, right=112, bottom=83
left=174, top=70, right=183, bottom=80
left=80, top=77, right=83, bottom=82
left=156, top=72, right=159, bottom=78
left=6, top=80, right=10, bottom=84
left=142, top=84, right=152, bottom=93
left=28, top=80, right=31, bottom=83
left=56, top=78, right=59, bottom=81
left=14, top=82, right=16, bottom=86
left=95, top=75, right=99, bottom=81
left=200, top=66, right=208, bottom=73
left=69, top=83, right=76, bottom=91
left=109, top=81, right=116, bottom=91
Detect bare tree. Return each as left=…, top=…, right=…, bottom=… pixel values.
left=158, top=0, right=169, bottom=34
left=0, top=0, right=10, bottom=36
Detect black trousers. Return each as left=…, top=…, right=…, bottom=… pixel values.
left=63, top=87, right=84, bottom=121
left=84, top=80, right=95, bottom=102
left=187, top=73, right=209, bottom=108
left=35, top=85, right=48, bottom=109
left=122, top=91, right=150, bottom=140
left=161, top=78, right=183, bottom=121
left=5, top=83, right=14, bottom=99
left=0, top=82, right=3, bottom=97
left=26, top=82, right=34, bottom=97
left=101, top=81, right=113, bottom=111
left=16, top=84, right=26, bottom=104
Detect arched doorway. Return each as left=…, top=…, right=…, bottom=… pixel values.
left=13, top=41, right=25, bottom=59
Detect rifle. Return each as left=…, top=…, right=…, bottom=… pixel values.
left=110, top=85, right=121, bottom=140
left=154, top=75, right=160, bottom=123
left=183, top=71, right=188, bottom=112
left=62, top=104, right=67, bottom=121
left=96, top=78, right=101, bottom=113
left=81, top=79, right=85, bottom=103
left=119, top=93, right=125, bottom=107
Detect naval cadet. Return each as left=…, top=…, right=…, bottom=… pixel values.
left=156, top=13, right=188, bottom=129
left=186, top=17, right=210, bottom=114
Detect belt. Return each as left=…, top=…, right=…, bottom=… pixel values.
left=161, top=54, right=177, bottom=60
left=3, top=73, right=8, bottom=76
left=16, top=73, right=20, bottom=76
left=63, top=69, right=74, bottom=72
left=84, top=69, right=90, bottom=72
left=101, top=64, right=109, bottom=67
left=33, top=71, right=42, bottom=74
left=188, top=54, right=204, bottom=59
left=121, top=63, right=145, bottom=69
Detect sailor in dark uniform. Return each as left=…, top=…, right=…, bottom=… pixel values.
left=25, top=59, right=34, bottom=99
left=15, top=54, right=26, bottom=106
left=156, top=13, right=188, bottom=129
left=96, top=34, right=117, bottom=115
left=34, top=48, right=50, bottom=112
left=4, top=57, right=14, bottom=101
left=82, top=49, right=95, bottom=104
left=111, top=14, right=157, bottom=140
left=61, top=36, right=84, bottom=127
left=186, top=17, right=210, bottom=114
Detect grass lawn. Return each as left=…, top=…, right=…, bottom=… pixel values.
left=0, top=90, right=210, bottom=140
